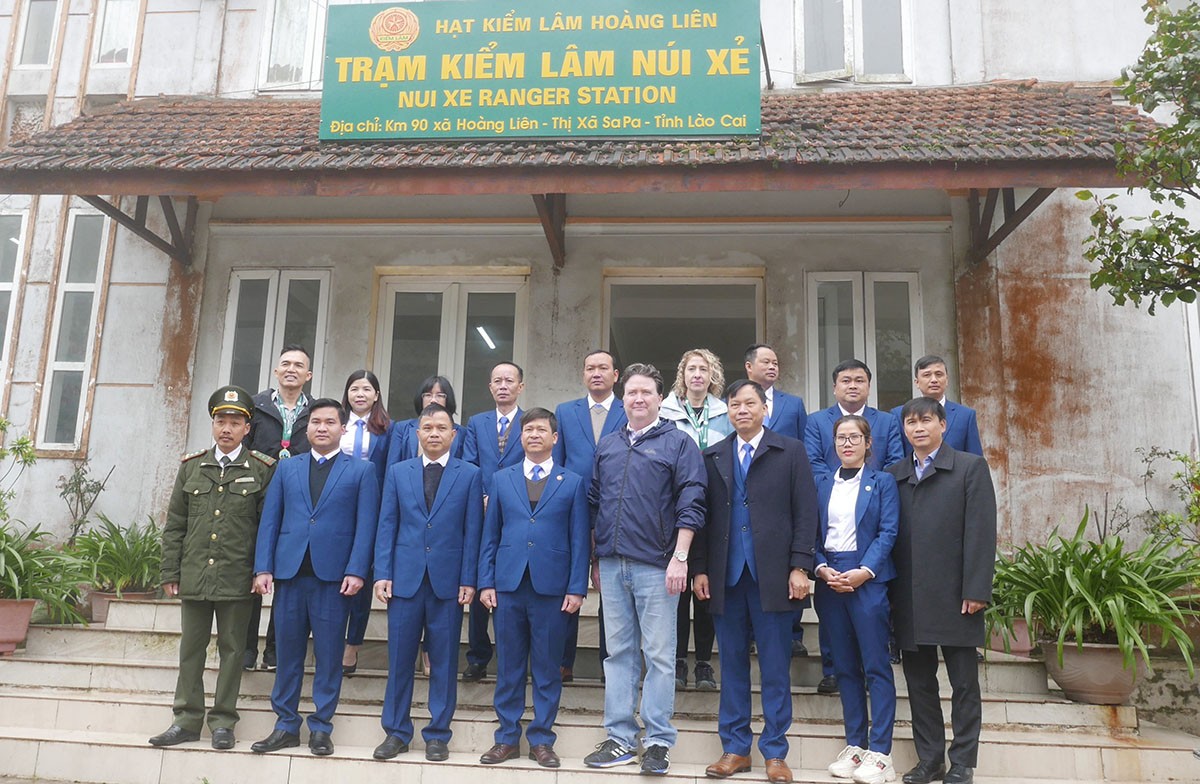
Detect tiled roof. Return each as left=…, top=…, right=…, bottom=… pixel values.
left=0, top=82, right=1151, bottom=177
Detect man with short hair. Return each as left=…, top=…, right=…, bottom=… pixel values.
left=805, top=360, right=904, bottom=476
left=462, top=361, right=527, bottom=682
left=372, top=404, right=483, bottom=763
left=552, top=349, right=627, bottom=680
left=692, top=379, right=817, bottom=784
left=149, top=386, right=276, bottom=751
left=743, top=344, right=808, bottom=440
left=242, top=344, right=314, bottom=672
left=477, top=408, right=589, bottom=768
left=890, top=355, right=983, bottom=457
left=250, top=399, right=379, bottom=757
left=887, top=397, right=996, bottom=784
left=582, top=363, right=706, bottom=776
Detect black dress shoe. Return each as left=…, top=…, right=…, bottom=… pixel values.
left=943, top=765, right=973, bottom=784
left=374, top=735, right=409, bottom=760
left=342, top=662, right=358, bottom=677
left=816, top=675, right=839, bottom=694
left=425, top=739, right=449, bottom=761
left=461, top=663, right=486, bottom=682
left=902, top=760, right=947, bottom=784
left=791, top=640, right=809, bottom=658
left=211, top=727, right=235, bottom=750
left=309, top=730, right=334, bottom=756
left=480, top=742, right=520, bottom=764
left=148, top=725, right=200, bottom=747
left=251, top=729, right=301, bottom=753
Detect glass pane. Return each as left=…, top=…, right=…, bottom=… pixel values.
left=97, top=0, right=135, bottom=63
left=872, top=280, right=913, bottom=412
left=66, top=215, right=104, bottom=284
left=608, top=284, right=757, bottom=392
left=861, top=0, right=904, bottom=75
left=46, top=369, right=84, bottom=444
left=815, top=281, right=856, bottom=409
left=20, top=0, right=57, bottom=66
left=804, top=0, right=845, bottom=73
left=0, top=291, right=10, bottom=353
left=229, top=278, right=270, bottom=391
left=267, top=0, right=310, bottom=84
left=0, top=216, right=21, bottom=281
left=281, top=278, right=321, bottom=395
left=461, top=292, right=516, bottom=419
left=387, top=291, right=443, bottom=418
left=55, top=291, right=94, bottom=363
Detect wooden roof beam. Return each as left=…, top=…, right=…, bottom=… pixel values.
left=967, top=187, right=1056, bottom=264
left=79, top=194, right=198, bottom=265
left=532, top=193, right=567, bottom=270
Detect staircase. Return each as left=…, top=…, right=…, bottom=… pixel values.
left=0, top=596, right=1197, bottom=784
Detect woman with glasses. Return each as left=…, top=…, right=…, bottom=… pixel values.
left=660, top=348, right=733, bottom=690
left=814, top=415, right=900, bottom=784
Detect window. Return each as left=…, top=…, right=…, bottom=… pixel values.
left=0, top=215, right=25, bottom=373
left=807, top=272, right=923, bottom=412
left=19, top=0, right=58, bottom=66
left=95, top=0, right=136, bottom=64
left=219, top=270, right=331, bottom=395
left=259, top=0, right=380, bottom=90
left=39, top=213, right=109, bottom=448
left=374, top=275, right=528, bottom=420
left=604, top=273, right=763, bottom=387
left=796, top=0, right=908, bottom=83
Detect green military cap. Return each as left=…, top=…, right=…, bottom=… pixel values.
left=208, top=385, right=254, bottom=419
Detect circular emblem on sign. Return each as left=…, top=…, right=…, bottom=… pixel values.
left=370, top=7, right=421, bottom=52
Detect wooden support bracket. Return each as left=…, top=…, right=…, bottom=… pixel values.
left=532, top=193, right=567, bottom=270
left=79, top=194, right=198, bottom=265
left=967, top=187, right=1056, bottom=264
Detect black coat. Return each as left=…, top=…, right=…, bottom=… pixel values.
left=245, top=389, right=310, bottom=459
left=887, top=444, right=997, bottom=649
left=692, top=428, right=818, bottom=615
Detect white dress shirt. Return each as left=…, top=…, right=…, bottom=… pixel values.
left=523, top=457, right=554, bottom=481
left=825, top=467, right=862, bottom=553
left=339, top=413, right=372, bottom=457
left=589, top=392, right=615, bottom=412
left=214, top=444, right=243, bottom=464
left=422, top=452, right=451, bottom=468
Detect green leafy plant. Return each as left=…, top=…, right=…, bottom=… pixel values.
left=57, top=459, right=114, bottom=545
left=0, top=417, right=36, bottom=524
left=0, top=524, right=88, bottom=623
left=986, top=507, right=1200, bottom=675
left=73, top=515, right=162, bottom=596
left=1135, top=446, right=1200, bottom=548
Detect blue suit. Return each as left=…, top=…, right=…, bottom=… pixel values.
left=346, top=428, right=390, bottom=647
left=814, top=468, right=899, bottom=753
left=479, top=463, right=589, bottom=747
left=890, top=399, right=983, bottom=457
left=765, top=389, right=808, bottom=441
left=805, top=405, right=905, bottom=475
left=383, top=418, right=469, bottom=466
left=254, top=453, right=379, bottom=735
left=375, top=457, right=483, bottom=745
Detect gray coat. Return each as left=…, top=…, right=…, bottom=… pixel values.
left=886, top=444, right=996, bottom=649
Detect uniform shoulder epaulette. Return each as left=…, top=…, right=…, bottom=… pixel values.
left=181, top=449, right=207, bottom=463
left=250, top=450, right=277, bottom=466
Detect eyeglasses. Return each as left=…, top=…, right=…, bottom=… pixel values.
left=835, top=433, right=865, bottom=445
left=422, top=392, right=448, bottom=401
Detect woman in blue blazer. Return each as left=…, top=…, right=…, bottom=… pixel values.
left=814, top=414, right=899, bottom=784
left=384, top=375, right=472, bottom=466
left=340, top=370, right=391, bottom=676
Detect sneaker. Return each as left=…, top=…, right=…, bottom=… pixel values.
left=584, top=739, right=636, bottom=768
left=262, top=649, right=277, bottom=671
left=828, top=745, right=867, bottom=779
left=675, top=658, right=687, bottom=688
left=641, top=744, right=670, bottom=775
left=694, top=660, right=716, bottom=690
left=242, top=650, right=257, bottom=672
left=852, top=751, right=896, bottom=784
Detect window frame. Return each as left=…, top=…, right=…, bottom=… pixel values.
left=92, top=0, right=138, bottom=66
left=15, top=0, right=61, bottom=68
left=218, top=269, right=332, bottom=394
left=257, top=0, right=326, bottom=91
left=0, top=212, right=28, bottom=379
left=795, top=0, right=912, bottom=84
left=38, top=210, right=110, bottom=450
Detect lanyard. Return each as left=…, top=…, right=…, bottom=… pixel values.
left=274, top=391, right=307, bottom=458
left=682, top=398, right=711, bottom=450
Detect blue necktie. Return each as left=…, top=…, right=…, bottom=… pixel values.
left=740, top=443, right=753, bottom=475
left=531, top=465, right=543, bottom=481
left=317, top=456, right=327, bottom=465
left=498, top=415, right=509, bottom=436
left=353, top=419, right=365, bottom=460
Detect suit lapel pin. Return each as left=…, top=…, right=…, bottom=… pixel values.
left=865, top=485, right=871, bottom=491
left=556, top=475, right=563, bottom=481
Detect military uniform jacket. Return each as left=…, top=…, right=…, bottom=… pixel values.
left=162, top=447, right=276, bottom=601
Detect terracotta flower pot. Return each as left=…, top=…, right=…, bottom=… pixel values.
left=1040, top=641, right=1141, bottom=704
left=988, top=618, right=1034, bottom=655
left=0, top=598, right=37, bottom=654
left=89, top=590, right=157, bottom=624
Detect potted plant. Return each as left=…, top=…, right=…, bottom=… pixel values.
left=74, top=515, right=163, bottom=623
left=988, top=508, right=1200, bottom=704
left=0, top=524, right=88, bottom=652
left=985, top=548, right=1035, bottom=656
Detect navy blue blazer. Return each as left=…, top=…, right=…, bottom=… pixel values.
left=463, top=408, right=525, bottom=495
left=890, top=399, right=983, bottom=457
left=478, top=463, right=590, bottom=597
left=254, top=453, right=379, bottom=582
left=383, top=418, right=469, bottom=467
left=814, top=468, right=899, bottom=583
left=804, top=405, right=904, bottom=475
left=765, top=389, right=808, bottom=441
left=374, top=457, right=484, bottom=601
left=551, top=397, right=627, bottom=480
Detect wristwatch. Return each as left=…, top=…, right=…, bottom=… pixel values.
left=673, top=550, right=688, bottom=562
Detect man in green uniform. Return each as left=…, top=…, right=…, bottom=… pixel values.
left=149, top=385, right=277, bottom=750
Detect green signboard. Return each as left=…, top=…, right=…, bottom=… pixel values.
left=319, top=0, right=761, bottom=141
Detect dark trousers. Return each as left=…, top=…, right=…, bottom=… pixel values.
left=345, top=568, right=373, bottom=646
left=173, top=598, right=253, bottom=732
left=245, top=593, right=276, bottom=657
left=676, top=585, right=714, bottom=661
left=562, top=595, right=607, bottom=670
left=901, top=644, right=982, bottom=768
left=493, top=575, right=569, bottom=747
left=466, top=595, right=492, bottom=667
left=270, top=575, right=351, bottom=735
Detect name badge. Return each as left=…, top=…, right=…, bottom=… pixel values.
left=234, top=477, right=256, bottom=483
